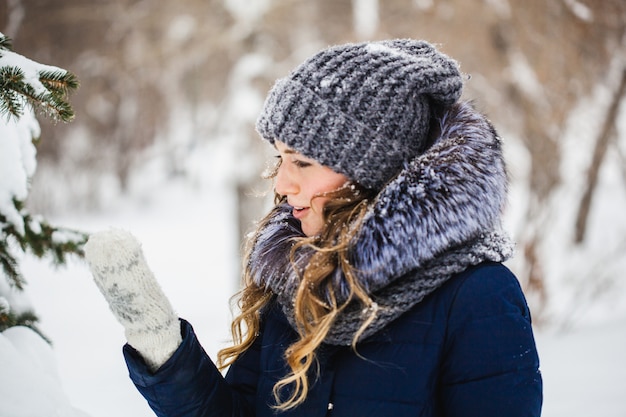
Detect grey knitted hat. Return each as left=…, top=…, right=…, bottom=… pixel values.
left=256, top=39, right=463, bottom=190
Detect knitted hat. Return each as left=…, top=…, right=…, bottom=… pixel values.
left=256, top=39, right=463, bottom=190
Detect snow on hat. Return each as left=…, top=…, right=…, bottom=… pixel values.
left=256, top=39, right=463, bottom=190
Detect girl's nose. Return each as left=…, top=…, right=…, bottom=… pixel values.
left=274, top=163, right=298, bottom=196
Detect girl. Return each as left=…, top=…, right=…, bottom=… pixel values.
left=85, top=39, right=542, bottom=417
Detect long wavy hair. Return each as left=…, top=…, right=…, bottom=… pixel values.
left=216, top=104, right=445, bottom=410
left=216, top=174, right=378, bottom=410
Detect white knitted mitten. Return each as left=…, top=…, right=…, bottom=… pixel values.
left=84, top=229, right=182, bottom=371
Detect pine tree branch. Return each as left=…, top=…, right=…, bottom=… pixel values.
left=1, top=202, right=88, bottom=292
left=0, top=35, right=12, bottom=50
left=0, top=83, right=22, bottom=118
left=39, top=69, right=79, bottom=94
left=0, top=65, right=78, bottom=122
left=0, top=307, right=51, bottom=344
left=0, top=66, right=27, bottom=118
left=0, top=239, right=26, bottom=290
left=0, top=51, right=79, bottom=122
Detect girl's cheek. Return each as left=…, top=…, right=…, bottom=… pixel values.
left=313, top=196, right=329, bottom=213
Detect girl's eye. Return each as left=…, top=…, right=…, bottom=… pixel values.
left=293, top=159, right=312, bottom=168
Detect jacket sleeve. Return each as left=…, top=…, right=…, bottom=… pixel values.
left=439, top=263, right=543, bottom=417
left=123, top=319, right=259, bottom=417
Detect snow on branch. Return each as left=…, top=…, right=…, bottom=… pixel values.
left=0, top=34, right=78, bottom=122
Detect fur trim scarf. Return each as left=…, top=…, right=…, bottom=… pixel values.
left=248, top=101, right=514, bottom=345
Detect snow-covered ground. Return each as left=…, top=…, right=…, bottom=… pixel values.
left=536, top=318, right=626, bottom=417
left=12, top=178, right=626, bottom=417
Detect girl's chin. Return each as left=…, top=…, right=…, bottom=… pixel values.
left=300, top=221, right=322, bottom=237
left=294, top=206, right=324, bottom=237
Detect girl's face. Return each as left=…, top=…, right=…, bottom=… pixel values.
left=274, top=141, right=349, bottom=237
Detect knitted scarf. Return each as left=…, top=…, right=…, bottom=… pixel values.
left=248, top=101, right=515, bottom=346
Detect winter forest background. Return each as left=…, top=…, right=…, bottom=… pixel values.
left=1, top=0, right=626, bottom=416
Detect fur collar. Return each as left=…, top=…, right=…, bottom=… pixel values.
left=351, top=100, right=508, bottom=293
left=248, top=101, right=513, bottom=343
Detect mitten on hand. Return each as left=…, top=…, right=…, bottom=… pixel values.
left=84, top=229, right=182, bottom=371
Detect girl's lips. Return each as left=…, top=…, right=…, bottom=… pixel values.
left=291, top=206, right=309, bottom=220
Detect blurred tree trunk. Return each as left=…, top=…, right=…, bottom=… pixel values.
left=575, top=68, right=626, bottom=243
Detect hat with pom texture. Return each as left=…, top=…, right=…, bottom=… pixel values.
left=256, top=39, right=463, bottom=190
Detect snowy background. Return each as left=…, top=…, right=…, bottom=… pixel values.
left=2, top=1, right=626, bottom=416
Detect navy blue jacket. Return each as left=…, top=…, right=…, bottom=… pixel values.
left=124, top=262, right=542, bottom=417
